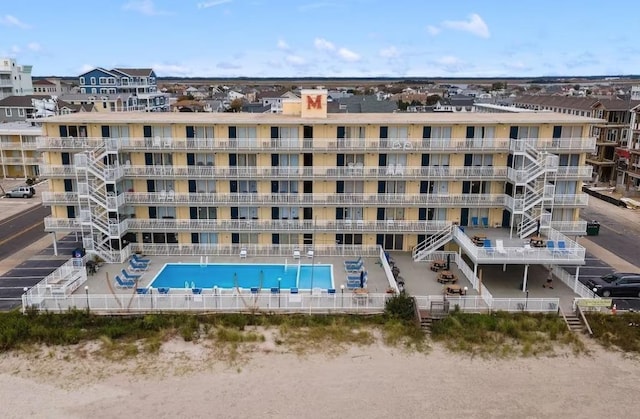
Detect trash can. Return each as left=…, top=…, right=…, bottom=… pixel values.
left=72, top=247, right=86, bottom=258
left=586, top=221, right=600, bottom=236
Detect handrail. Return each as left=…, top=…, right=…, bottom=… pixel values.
left=576, top=304, right=594, bottom=336
left=559, top=307, right=572, bottom=332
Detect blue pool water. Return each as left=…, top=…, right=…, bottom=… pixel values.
left=148, top=263, right=334, bottom=290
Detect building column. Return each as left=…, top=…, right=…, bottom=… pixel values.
left=51, top=232, right=58, bottom=256
left=522, top=264, right=529, bottom=292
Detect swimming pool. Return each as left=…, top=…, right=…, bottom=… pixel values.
left=148, top=263, right=334, bottom=290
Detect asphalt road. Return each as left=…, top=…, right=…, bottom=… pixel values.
left=0, top=204, right=50, bottom=261
left=580, top=197, right=640, bottom=269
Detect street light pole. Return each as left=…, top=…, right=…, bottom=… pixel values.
left=340, top=284, right=345, bottom=308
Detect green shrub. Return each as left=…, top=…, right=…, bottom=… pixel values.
left=384, top=292, right=416, bottom=322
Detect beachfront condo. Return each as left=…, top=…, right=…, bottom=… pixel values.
left=37, top=89, right=599, bottom=268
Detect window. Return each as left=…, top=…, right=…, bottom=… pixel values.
left=194, top=153, right=215, bottom=166
left=99, top=77, right=107, bottom=84
left=194, top=126, right=214, bottom=138
left=388, top=126, right=408, bottom=139
left=337, top=207, right=364, bottom=220
left=238, top=207, right=259, bottom=219
left=91, top=88, right=97, bottom=94
left=79, top=77, right=85, bottom=85
left=380, top=208, right=405, bottom=221
left=515, top=126, right=539, bottom=139
left=146, top=153, right=172, bottom=166
left=388, top=154, right=407, bottom=166
left=239, top=180, right=257, bottom=193
left=192, top=207, right=217, bottom=220
left=276, top=207, right=299, bottom=220
left=382, top=181, right=406, bottom=194
left=194, top=233, right=218, bottom=244
left=561, top=126, right=582, bottom=138
left=195, top=179, right=216, bottom=193
left=431, top=126, right=452, bottom=139
left=231, top=126, right=257, bottom=147
left=277, top=154, right=299, bottom=167
left=237, top=154, right=257, bottom=167
left=429, top=154, right=450, bottom=166
left=344, top=181, right=364, bottom=193
left=5, top=109, right=11, bottom=117
left=343, top=153, right=365, bottom=165
left=336, top=234, right=363, bottom=245
left=105, top=125, right=129, bottom=138
left=471, top=154, right=493, bottom=166
left=271, top=126, right=300, bottom=147
left=149, top=180, right=174, bottom=192
left=90, top=77, right=96, bottom=85
left=276, top=234, right=299, bottom=245
left=17, top=108, right=25, bottom=117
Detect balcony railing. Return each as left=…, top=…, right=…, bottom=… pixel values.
left=549, top=220, right=587, bottom=235
left=43, top=217, right=451, bottom=233
left=38, top=136, right=515, bottom=153
left=552, top=193, right=589, bottom=206
left=555, top=166, right=593, bottom=179
left=0, top=141, right=38, bottom=150
left=40, top=164, right=506, bottom=180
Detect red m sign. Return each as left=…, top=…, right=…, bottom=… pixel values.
left=306, top=95, right=322, bottom=110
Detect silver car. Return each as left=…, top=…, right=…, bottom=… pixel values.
left=5, top=186, right=34, bottom=198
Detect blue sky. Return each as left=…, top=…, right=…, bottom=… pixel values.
left=1, top=0, right=639, bottom=78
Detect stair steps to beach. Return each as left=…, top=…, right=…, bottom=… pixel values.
left=419, top=310, right=433, bottom=334
left=565, top=314, right=586, bottom=334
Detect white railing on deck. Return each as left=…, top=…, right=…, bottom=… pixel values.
left=379, top=247, right=399, bottom=293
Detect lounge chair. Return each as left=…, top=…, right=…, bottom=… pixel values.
left=344, top=256, right=362, bottom=266
left=344, top=261, right=364, bottom=273
left=132, top=254, right=150, bottom=264
left=557, top=241, right=569, bottom=255
left=191, top=288, right=203, bottom=295
left=157, top=287, right=170, bottom=294
left=121, top=268, right=142, bottom=280
left=115, top=275, right=136, bottom=289
left=240, top=247, right=248, bottom=258
left=471, top=217, right=479, bottom=228
left=496, top=239, right=507, bottom=255
left=547, top=241, right=560, bottom=255
left=481, top=217, right=489, bottom=228
left=136, top=288, right=149, bottom=294
left=483, top=239, right=495, bottom=256
left=129, top=260, right=149, bottom=272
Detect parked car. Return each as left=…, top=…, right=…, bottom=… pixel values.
left=587, top=272, right=640, bottom=298
left=4, top=186, right=34, bottom=198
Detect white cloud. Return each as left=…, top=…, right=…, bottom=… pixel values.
left=11, top=45, right=21, bottom=54
left=0, top=14, right=31, bottom=29
left=197, top=0, right=232, bottom=8
left=78, top=64, right=96, bottom=74
left=314, top=38, right=335, bottom=51
left=426, top=25, right=440, bottom=36
left=27, top=42, right=42, bottom=52
left=442, top=13, right=489, bottom=38
left=152, top=63, right=193, bottom=76
left=122, top=0, right=169, bottom=16
left=286, top=55, right=306, bottom=65
left=338, top=47, right=360, bottom=62
left=277, top=39, right=290, bottom=50
left=379, top=46, right=399, bottom=58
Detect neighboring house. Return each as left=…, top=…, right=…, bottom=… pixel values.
left=60, top=93, right=129, bottom=112
left=0, top=95, right=94, bottom=123
left=0, top=58, right=33, bottom=99
left=78, top=67, right=169, bottom=111
left=227, top=90, right=245, bottom=101
left=434, top=95, right=475, bottom=112
left=258, top=91, right=298, bottom=114
left=0, top=121, right=42, bottom=179
left=33, top=78, right=75, bottom=96
left=514, top=95, right=640, bottom=186
left=327, top=95, right=398, bottom=113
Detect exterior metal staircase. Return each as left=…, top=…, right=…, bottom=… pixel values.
left=508, top=139, right=559, bottom=239
left=412, top=223, right=453, bottom=262
left=73, top=144, right=126, bottom=263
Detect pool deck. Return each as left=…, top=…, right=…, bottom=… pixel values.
left=77, top=251, right=579, bottom=312
left=80, top=254, right=393, bottom=295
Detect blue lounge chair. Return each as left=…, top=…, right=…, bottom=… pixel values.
left=547, top=241, right=560, bottom=255
left=191, top=288, right=203, bottom=295
left=471, top=217, right=479, bottom=228
left=121, top=268, right=142, bottom=280
left=157, top=287, right=170, bottom=294
left=344, top=256, right=362, bottom=266
left=345, top=261, right=364, bottom=273
left=136, top=288, right=149, bottom=294
left=115, top=275, right=136, bottom=289
left=481, top=217, right=489, bottom=228
left=557, top=241, right=569, bottom=255
left=129, top=260, right=148, bottom=272
left=483, top=239, right=495, bottom=256
left=132, top=254, right=150, bottom=264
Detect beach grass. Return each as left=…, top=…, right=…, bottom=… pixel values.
left=430, top=310, right=586, bottom=357
left=586, top=312, right=640, bottom=353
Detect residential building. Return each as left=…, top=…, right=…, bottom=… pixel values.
left=78, top=67, right=169, bottom=112
left=0, top=95, right=94, bottom=123
left=259, top=91, right=298, bottom=114
left=38, top=90, right=597, bottom=271
left=514, top=95, right=640, bottom=185
left=32, top=78, right=74, bottom=96
left=434, top=95, right=475, bottom=112
left=0, top=58, right=33, bottom=99
left=59, top=93, right=131, bottom=112
left=0, top=121, right=41, bottom=178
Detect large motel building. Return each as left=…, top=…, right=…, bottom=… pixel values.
left=37, top=90, right=601, bottom=288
